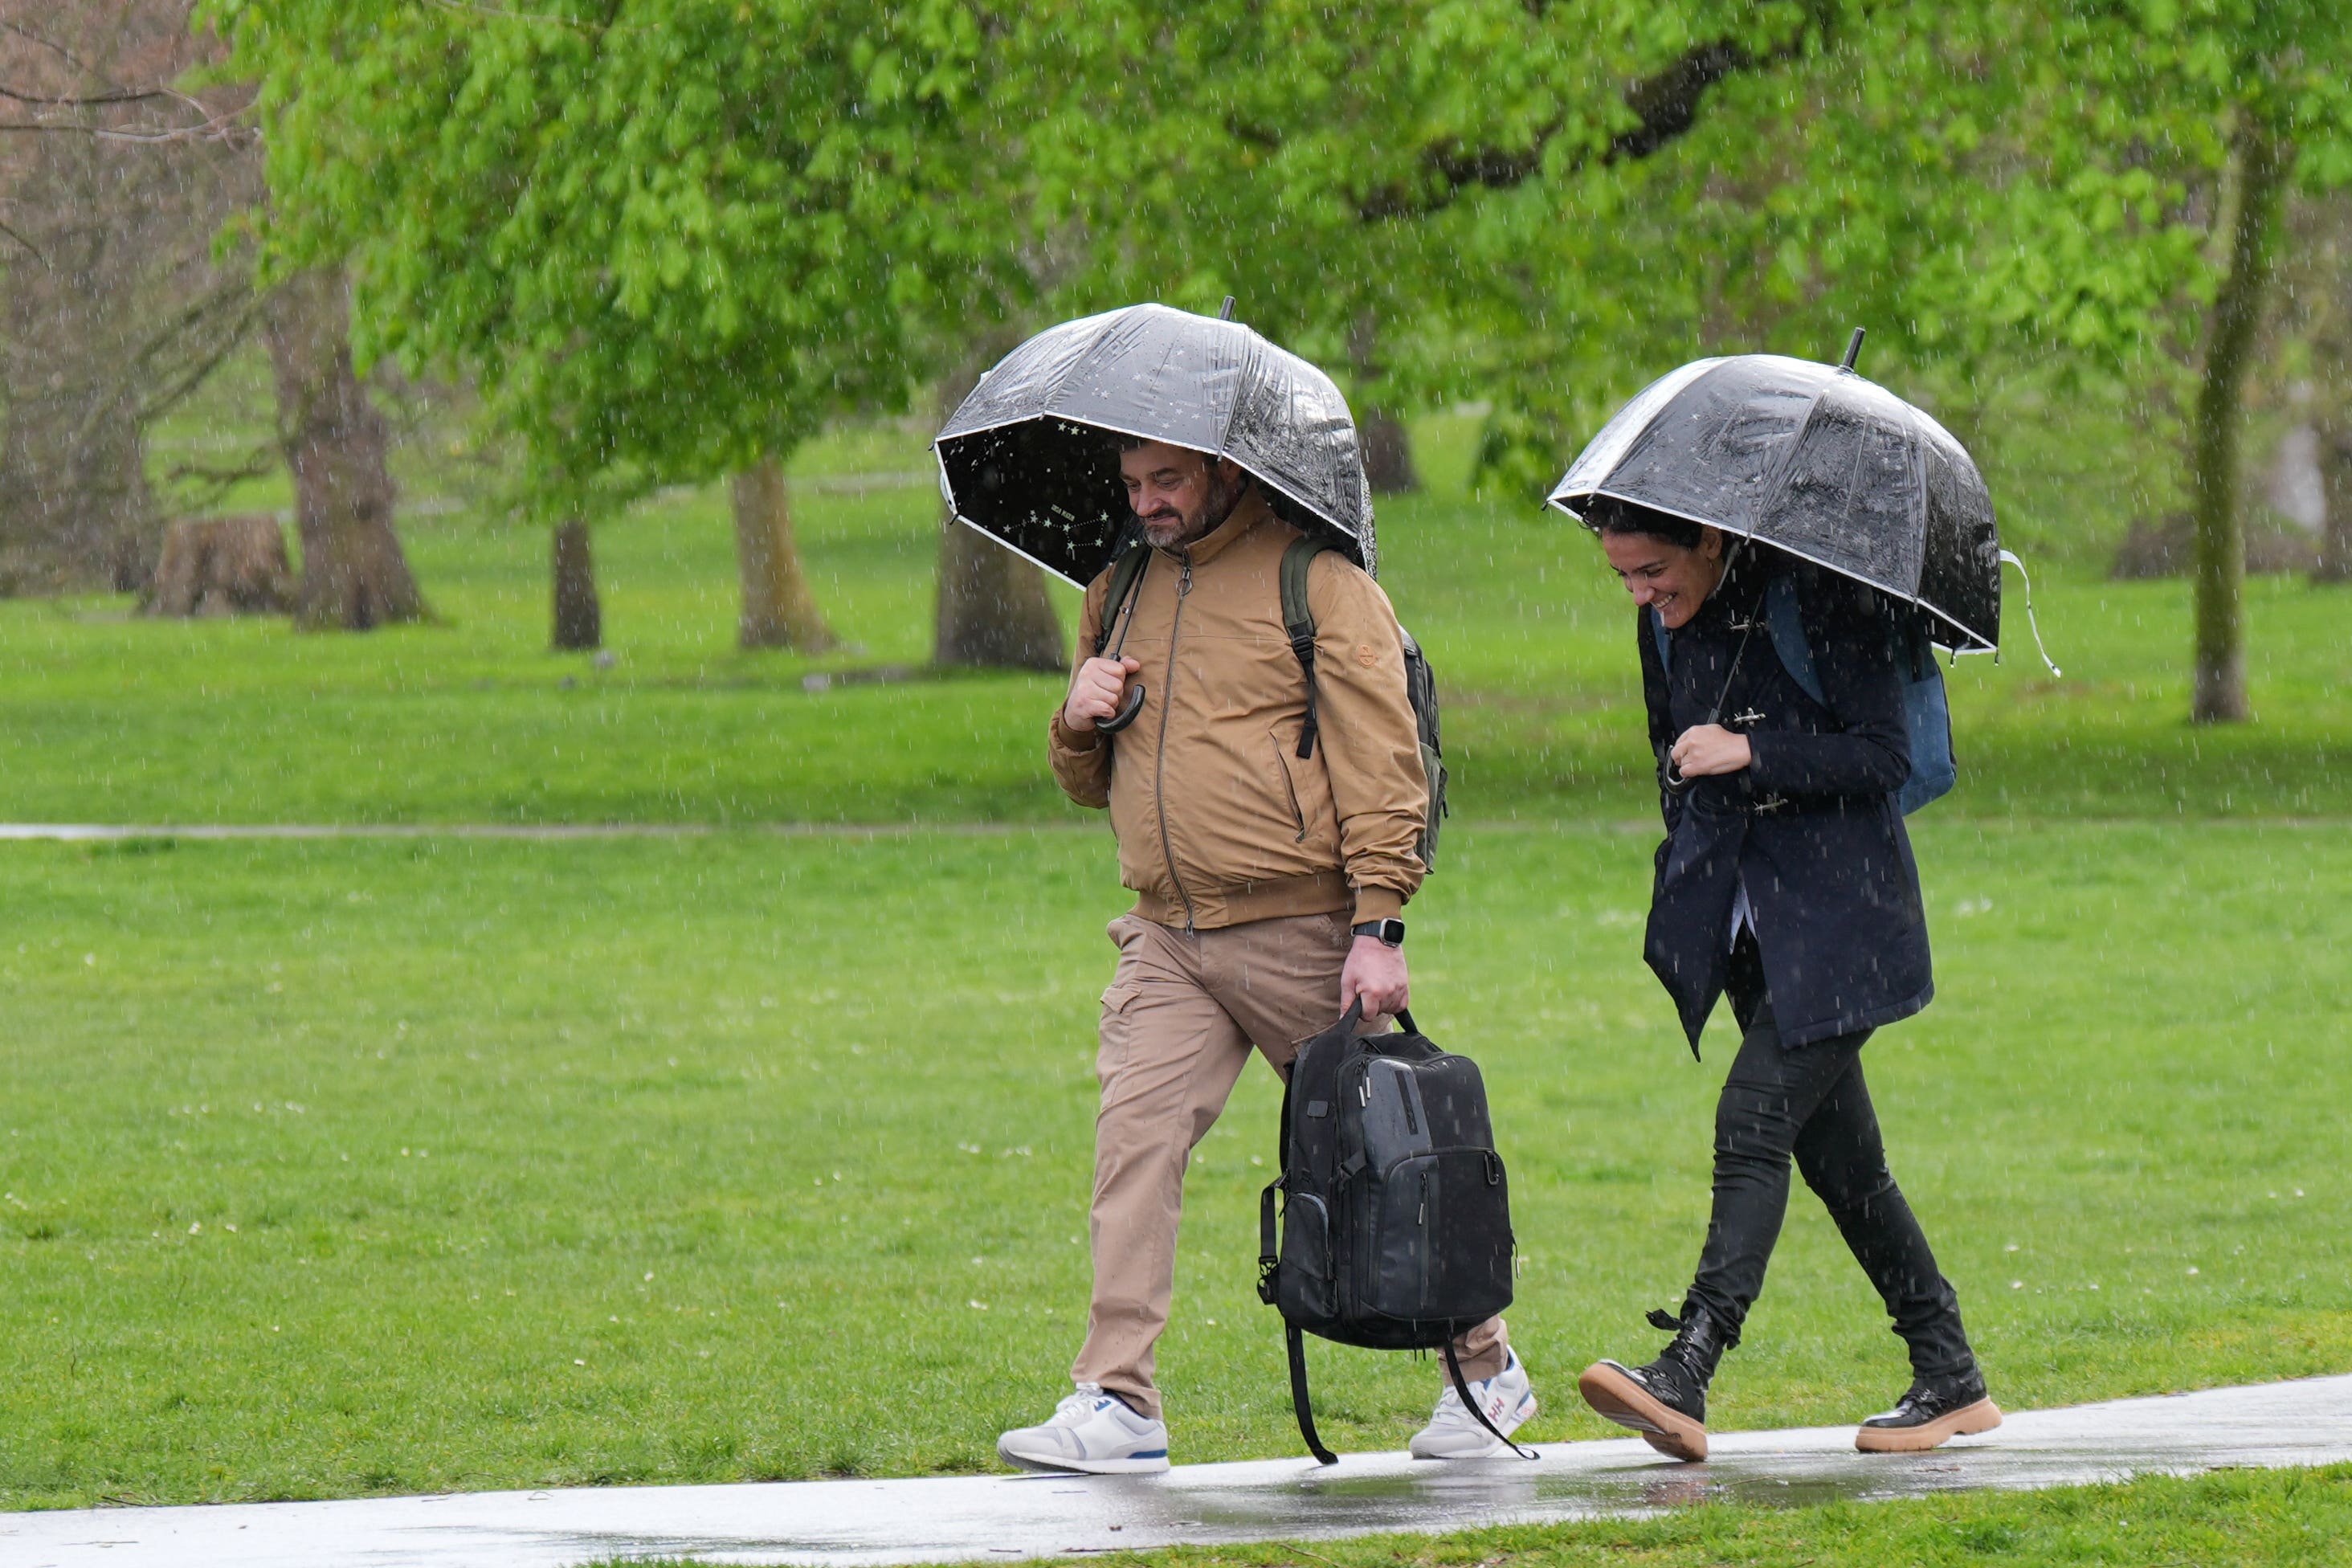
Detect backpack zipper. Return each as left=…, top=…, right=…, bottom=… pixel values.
left=1154, top=560, right=1197, bottom=931
left=1417, top=1169, right=1431, bottom=1312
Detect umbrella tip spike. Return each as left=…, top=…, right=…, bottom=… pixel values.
left=1219, top=296, right=1236, bottom=322
left=1841, top=327, right=1866, bottom=371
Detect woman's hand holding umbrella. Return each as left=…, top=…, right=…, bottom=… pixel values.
left=1668, top=724, right=1752, bottom=779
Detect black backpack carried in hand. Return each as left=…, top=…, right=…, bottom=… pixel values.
left=1257, top=1001, right=1524, bottom=1464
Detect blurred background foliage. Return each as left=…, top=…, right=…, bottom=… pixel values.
left=2, top=0, right=2348, bottom=708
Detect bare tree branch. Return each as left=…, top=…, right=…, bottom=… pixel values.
left=0, top=82, right=176, bottom=107
left=155, top=445, right=280, bottom=512
left=1356, top=27, right=1819, bottom=221
left=0, top=102, right=259, bottom=145
left=0, top=18, right=91, bottom=73
left=0, top=212, right=44, bottom=264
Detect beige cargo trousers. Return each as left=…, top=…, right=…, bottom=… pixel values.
left=1071, top=908, right=1509, bottom=1419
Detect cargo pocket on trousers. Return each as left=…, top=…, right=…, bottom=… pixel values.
left=1096, top=983, right=1142, bottom=1080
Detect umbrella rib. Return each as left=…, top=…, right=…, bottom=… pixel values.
left=1752, top=378, right=1834, bottom=537
left=949, top=513, right=1092, bottom=592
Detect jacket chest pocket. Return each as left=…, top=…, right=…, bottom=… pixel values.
left=1270, top=735, right=1308, bottom=841
left=1268, top=726, right=1338, bottom=855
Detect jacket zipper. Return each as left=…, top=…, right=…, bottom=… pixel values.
left=1154, top=559, right=1197, bottom=930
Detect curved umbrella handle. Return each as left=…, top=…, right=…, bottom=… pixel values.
left=1095, top=682, right=1147, bottom=734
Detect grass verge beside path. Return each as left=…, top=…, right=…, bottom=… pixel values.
left=2, top=822, right=2346, bottom=1509
left=2, top=476, right=2346, bottom=825
left=605, top=1466, right=2352, bottom=1568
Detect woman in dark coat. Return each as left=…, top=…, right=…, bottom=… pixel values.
left=1573, top=500, right=1999, bottom=1461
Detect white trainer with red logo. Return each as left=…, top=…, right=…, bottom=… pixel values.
left=1409, top=1350, right=1537, bottom=1459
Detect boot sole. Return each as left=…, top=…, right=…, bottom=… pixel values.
left=1854, top=1397, right=2003, bottom=1453
left=1578, top=1361, right=1708, bottom=1462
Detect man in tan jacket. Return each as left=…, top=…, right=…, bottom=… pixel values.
left=996, top=437, right=1536, bottom=1474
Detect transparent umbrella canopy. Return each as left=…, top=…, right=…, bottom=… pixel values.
left=1549, top=334, right=2004, bottom=653
left=933, top=302, right=1376, bottom=590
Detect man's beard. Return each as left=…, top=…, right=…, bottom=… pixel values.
left=1140, top=470, right=1248, bottom=550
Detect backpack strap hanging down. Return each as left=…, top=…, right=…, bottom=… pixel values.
left=1280, top=536, right=1337, bottom=759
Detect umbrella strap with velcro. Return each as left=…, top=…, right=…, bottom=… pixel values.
left=1281, top=537, right=1337, bottom=759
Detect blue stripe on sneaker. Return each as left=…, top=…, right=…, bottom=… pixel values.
left=1129, top=1449, right=1167, bottom=1459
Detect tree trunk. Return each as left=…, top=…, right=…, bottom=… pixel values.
left=1358, top=408, right=1423, bottom=494
left=934, top=521, right=1069, bottom=669
left=1348, top=316, right=1419, bottom=495
left=931, top=362, right=1065, bottom=671
left=2189, top=122, right=2287, bottom=724
left=263, top=268, right=427, bottom=631
left=550, top=519, right=601, bottom=650
left=0, top=129, right=160, bottom=594
left=732, top=454, right=837, bottom=651
left=2319, top=427, right=2352, bottom=584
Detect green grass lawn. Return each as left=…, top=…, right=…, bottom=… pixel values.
left=1, top=819, right=2345, bottom=1508
left=2, top=412, right=2346, bottom=1535
left=7, top=419, right=2349, bottom=824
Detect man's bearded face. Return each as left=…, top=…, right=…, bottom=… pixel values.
left=1118, top=441, right=1250, bottom=550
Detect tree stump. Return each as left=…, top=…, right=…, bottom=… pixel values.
left=145, top=515, right=294, bottom=617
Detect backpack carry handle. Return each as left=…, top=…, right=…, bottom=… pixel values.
left=1335, top=995, right=1417, bottom=1038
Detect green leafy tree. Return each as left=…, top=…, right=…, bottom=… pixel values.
left=209, top=0, right=1035, bottom=651
left=1296, top=0, right=2348, bottom=722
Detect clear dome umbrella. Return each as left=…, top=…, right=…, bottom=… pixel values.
left=1549, top=331, right=2007, bottom=654
left=933, top=300, right=1377, bottom=590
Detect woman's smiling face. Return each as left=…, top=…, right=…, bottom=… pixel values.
left=1601, top=525, right=1727, bottom=631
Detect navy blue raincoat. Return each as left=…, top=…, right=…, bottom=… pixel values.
left=1637, top=554, right=1934, bottom=1052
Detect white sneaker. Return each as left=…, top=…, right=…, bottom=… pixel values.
left=997, top=1383, right=1171, bottom=1474
left=1410, top=1350, right=1537, bottom=1459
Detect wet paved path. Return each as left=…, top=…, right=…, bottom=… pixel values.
left=7, top=1375, right=2349, bottom=1568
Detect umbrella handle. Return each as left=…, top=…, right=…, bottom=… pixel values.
left=1096, top=683, right=1148, bottom=734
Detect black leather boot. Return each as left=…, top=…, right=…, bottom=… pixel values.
left=1577, top=1306, right=1729, bottom=1462
left=1855, top=1365, right=2002, bottom=1452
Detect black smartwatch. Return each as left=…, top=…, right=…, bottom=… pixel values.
left=1350, top=917, right=1406, bottom=948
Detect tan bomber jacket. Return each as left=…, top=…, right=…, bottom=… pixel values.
left=1047, top=488, right=1427, bottom=930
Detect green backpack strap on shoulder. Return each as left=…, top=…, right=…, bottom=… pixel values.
left=1094, top=541, right=1152, bottom=658
left=1280, top=535, right=1338, bottom=759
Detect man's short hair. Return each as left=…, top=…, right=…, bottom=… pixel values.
left=1110, top=433, right=1217, bottom=464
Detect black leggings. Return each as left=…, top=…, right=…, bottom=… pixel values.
left=1682, top=938, right=1975, bottom=1381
